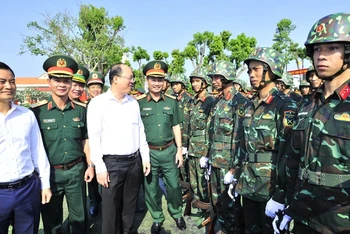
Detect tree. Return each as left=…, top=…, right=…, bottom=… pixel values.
left=272, top=18, right=298, bottom=70
left=168, top=49, right=186, bottom=75
left=227, top=33, right=257, bottom=77
left=182, top=31, right=215, bottom=69
left=153, top=51, right=169, bottom=63
left=14, top=88, right=51, bottom=106
left=130, top=46, right=150, bottom=88
left=20, top=4, right=126, bottom=77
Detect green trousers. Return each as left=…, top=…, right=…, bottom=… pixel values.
left=144, top=144, right=183, bottom=223
left=41, top=162, right=88, bottom=234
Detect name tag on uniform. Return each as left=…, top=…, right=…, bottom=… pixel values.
left=43, top=119, right=55, bottom=123
left=143, top=107, right=152, bottom=111
left=298, top=112, right=308, bottom=116
left=164, top=106, right=171, bottom=110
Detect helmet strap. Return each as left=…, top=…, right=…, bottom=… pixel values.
left=257, top=64, right=272, bottom=90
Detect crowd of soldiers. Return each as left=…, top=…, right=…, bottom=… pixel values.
left=139, top=12, right=350, bottom=234
left=1, top=12, right=349, bottom=234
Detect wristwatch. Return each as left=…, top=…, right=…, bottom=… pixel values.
left=88, top=163, right=95, bottom=168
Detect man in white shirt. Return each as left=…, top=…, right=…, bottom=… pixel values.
left=0, top=62, right=51, bottom=233
left=87, top=63, right=151, bottom=234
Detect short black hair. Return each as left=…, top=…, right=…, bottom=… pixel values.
left=0, top=62, right=15, bottom=77
left=108, top=63, right=124, bottom=84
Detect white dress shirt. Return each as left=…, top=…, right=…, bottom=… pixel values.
left=0, top=102, right=50, bottom=189
left=87, top=89, right=150, bottom=174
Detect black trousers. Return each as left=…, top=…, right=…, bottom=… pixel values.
left=88, top=176, right=102, bottom=207
left=242, top=197, right=274, bottom=234
left=102, top=153, right=143, bottom=234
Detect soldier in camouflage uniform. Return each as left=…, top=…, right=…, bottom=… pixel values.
left=276, top=71, right=303, bottom=104
left=185, top=67, right=216, bottom=227
left=162, top=74, right=173, bottom=95
left=235, top=47, right=298, bottom=234
left=299, top=80, right=311, bottom=97
left=206, top=60, right=249, bottom=234
left=169, top=74, right=192, bottom=190
left=305, top=65, right=323, bottom=93
left=275, top=13, right=350, bottom=234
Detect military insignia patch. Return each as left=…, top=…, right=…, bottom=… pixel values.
left=334, top=112, right=350, bottom=122
left=73, top=117, right=81, bottom=122
left=262, top=113, right=273, bottom=120
left=164, top=106, right=171, bottom=110
left=57, top=58, right=67, bottom=67
left=316, top=24, right=324, bottom=33
left=154, top=63, right=161, bottom=69
left=224, top=107, right=230, bottom=112
left=43, top=119, right=55, bottom=123
left=198, top=109, right=204, bottom=113
left=237, top=104, right=245, bottom=117
left=283, top=111, right=295, bottom=127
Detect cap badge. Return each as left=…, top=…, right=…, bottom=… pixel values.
left=92, top=73, right=98, bottom=78
left=154, top=63, right=161, bottom=70
left=77, top=69, right=83, bottom=75
left=57, top=58, right=67, bottom=67
left=316, top=24, right=324, bottom=33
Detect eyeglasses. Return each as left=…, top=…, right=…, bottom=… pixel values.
left=118, top=75, right=135, bottom=82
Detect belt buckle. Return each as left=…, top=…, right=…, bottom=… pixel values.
left=62, top=164, right=69, bottom=170
left=159, top=146, right=163, bottom=151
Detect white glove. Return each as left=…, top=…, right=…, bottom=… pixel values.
left=182, top=147, right=188, bottom=157
left=223, top=172, right=236, bottom=184
left=272, top=213, right=292, bottom=234
left=265, top=198, right=285, bottom=218
left=199, top=156, right=209, bottom=168
left=227, top=183, right=239, bottom=201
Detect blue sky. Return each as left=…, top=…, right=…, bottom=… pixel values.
left=1, top=0, right=348, bottom=81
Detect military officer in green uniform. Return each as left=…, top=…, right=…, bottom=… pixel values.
left=137, top=60, right=186, bottom=234
left=86, top=71, right=105, bottom=101
left=68, top=65, right=89, bottom=103
left=31, top=55, right=94, bottom=234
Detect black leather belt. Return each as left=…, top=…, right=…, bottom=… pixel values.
left=104, top=150, right=139, bottom=162
left=0, top=173, right=34, bottom=189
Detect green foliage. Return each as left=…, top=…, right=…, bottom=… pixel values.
left=168, top=49, right=185, bottom=75
left=153, top=50, right=169, bottom=62
left=130, top=46, right=150, bottom=87
left=272, top=18, right=298, bottom=70
left=14, top=88, right=51, bottom=104
left=183, top=31, right=257, bottom=78
left=20, top=4, right=126, bottom=76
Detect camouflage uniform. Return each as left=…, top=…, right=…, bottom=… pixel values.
left=207, top=60, right=249, bottom=234
left=279, top=72, right=304, bottom=105
left=187, top=68, right=215, bottom=203
left=235, top=47, right=298, bottom=234
left=285, top=13, right=350, bottom=234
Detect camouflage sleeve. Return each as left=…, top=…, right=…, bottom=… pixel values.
left=181, top=100, right=191, bottom=148
left=271, top=100, right=298, bottom=204
left=201, top=96, right=216, bottom=157
left=230, top=96, right=250, bottom=171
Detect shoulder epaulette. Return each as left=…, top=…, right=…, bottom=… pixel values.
left=165, top=93, right=176, bottom=100
left=71, top=100, right=86, bottom=108
left=30, top=100, right=48, bottom=109
left=136, top=93, right=147, bottom=100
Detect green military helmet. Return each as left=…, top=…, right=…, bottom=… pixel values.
left=189, top=67, right=211, bottom=85
left=207, top=60, right=236, bottom=81
left=304, top=13, right=350, bottom=57
left=73, top=65, right=89, bottom=84
left=87, top=71, right=105, bottom=86
left=244, top=47, right=284, bottom=79
left=299, top=79, right=311, bottom=88
left=43, top=55, right=78, bottom=78
left=232, top=78, right=245, bottom=88
left=169, top=73, right=188, bottom=87
left=278, top=72, right=294, bottom=87
left=305, top=65, right=315, bottom=82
